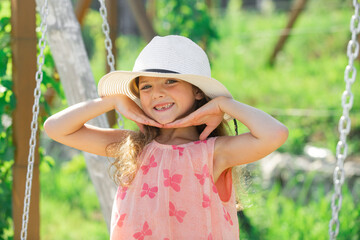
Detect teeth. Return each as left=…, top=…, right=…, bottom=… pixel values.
left=155, top=103, right=173, bottom=110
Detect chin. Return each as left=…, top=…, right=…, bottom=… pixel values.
left=156, top=118, right=176, bottom=125
left=157, top=120, right=173, bottom=125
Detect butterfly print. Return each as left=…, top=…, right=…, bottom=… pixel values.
left=169, top=201, right=187, bottom=223
left=210, top=176, right=218, bottom=193
left=195, top=164, right=210, bottom=185
left=223, top=207, right=233, bottom=225
left=117, top=213, right=126, bottom=228
left=172, top=145, right=184, bottom=156
left=133, top=221, right=152, bottom=239
left=140, top=183, right=158, bottom=199
left=163, top=169, right=182, bottom=192
left=202, top=193, right=210, bottom=208
left=117, top=186, right=128, bottom=200
left=194, top=139, right=207, bottom=144
left=141, top=155, right=157, bottom=175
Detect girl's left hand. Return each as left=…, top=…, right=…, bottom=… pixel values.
left=163, top=97, right=226, bottom=140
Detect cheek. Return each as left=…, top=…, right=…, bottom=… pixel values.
left=139, top=96, right=149, bottom=110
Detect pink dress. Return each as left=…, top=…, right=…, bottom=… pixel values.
left=110, top=137, right=239, bottom=240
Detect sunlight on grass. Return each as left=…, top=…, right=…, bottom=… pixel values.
left=41, top=197, right=109, bottom=240
left=240, top=179, right=359, bottom=240
left=40, top=154, right=109, bottom=239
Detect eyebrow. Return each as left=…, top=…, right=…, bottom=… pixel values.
left=138, top=80, right=150, bottom=85
left=139, top=77, right=178, bottom=85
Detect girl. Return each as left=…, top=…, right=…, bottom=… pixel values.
left=44, top=35, right=288, bottom=239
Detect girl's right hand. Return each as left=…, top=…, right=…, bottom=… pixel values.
left=113, top=95, right=162, bottom=131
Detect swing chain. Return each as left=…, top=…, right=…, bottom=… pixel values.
left=329, top=0, right=359, bottom=239
left=98, top=0, right=115, bottom=72
left=98, top=0, right=125, bottom=129
left=20, top=0, right=49, bottom=239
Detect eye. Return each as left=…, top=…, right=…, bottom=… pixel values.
left=140, top=84, right=151, bottom=90
left=166, top=79, right=178, bottom=84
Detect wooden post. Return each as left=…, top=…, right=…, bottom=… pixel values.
left=75, top=0, right=92, bottom=26
left=126, top=0, right=156, bottom=42
left=11, top=0, right=39, bottom=239
left=268, top=0, right=308, bottom=66
left=147, top=0, right=157, bottom=23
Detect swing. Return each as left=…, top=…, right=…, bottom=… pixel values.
left=19, top=0, right=359, bottom=239
left=19, top=0, right=123, bottom=239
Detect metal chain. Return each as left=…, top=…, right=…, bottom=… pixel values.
left=20, top=0, right=49, bottom=239
left=98, top=0, right=115, bottom=72
left=98, top=0, right=125, bottom=129
left=329, top=0, right=359, bottom=239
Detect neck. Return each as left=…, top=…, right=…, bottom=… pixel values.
left=156, top=126, right=200, bottom=145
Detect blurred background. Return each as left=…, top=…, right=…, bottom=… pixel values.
left=1, top=0, right=359, bottom=239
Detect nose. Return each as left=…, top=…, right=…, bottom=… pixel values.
left=152, top=85, right=165, bottom=99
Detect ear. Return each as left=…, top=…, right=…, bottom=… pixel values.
left=193, top=87, right=204, bottom=100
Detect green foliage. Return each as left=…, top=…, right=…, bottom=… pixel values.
left=210, top=1, right=359, bottom=155
left=0, top=1, right=14, bottom=238
left=41, top=154, right=109, bottom=239
left=154, top=0, right=218, bottom=50
left=240, top=173, right=360, bottom=240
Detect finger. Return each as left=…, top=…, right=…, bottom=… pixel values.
left=199, top=125, right=216, bottom=140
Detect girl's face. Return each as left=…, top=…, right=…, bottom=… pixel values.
left=138, top=76, right=203, bottom=124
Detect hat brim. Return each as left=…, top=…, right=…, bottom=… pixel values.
left=98, top=71, right=233, bottom=121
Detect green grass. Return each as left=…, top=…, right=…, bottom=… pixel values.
left=209, top=1, right=359, bottom=155
left=40, top=154, right=109, bottom=239
left=239, top=177, right=360, bottom=240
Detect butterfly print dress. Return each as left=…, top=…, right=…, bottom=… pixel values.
left=110, top=137, right=239, bottom=240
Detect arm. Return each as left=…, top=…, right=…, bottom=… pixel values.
left=44, top=95, right=161, bottom=157
left=214, top=97, right=288, bottom=168
left=163, top=96, right=288, bottom=168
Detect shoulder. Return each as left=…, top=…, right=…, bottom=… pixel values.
left=213, top=135, right=247, bottom=173
left=213, top=135, right=230, bottom=160
left=214, top=135, right=231, bottom=154
left=213, top=136, right=230, bottom=165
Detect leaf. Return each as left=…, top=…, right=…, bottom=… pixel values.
left=0, top=50, right=8, bottom=76
left=0, top=17, right=10, bottom=29
left=8, top=91, right=16, bottom=109
left=0, top=80, right=12, bottom=90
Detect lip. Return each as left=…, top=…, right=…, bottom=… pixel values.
left=153, top=102, right=174, bottom=111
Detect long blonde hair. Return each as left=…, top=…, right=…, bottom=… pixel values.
left=106, top=90, right=245, bottom=210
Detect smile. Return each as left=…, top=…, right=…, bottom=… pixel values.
left=154, top=103, right=174, bottom=111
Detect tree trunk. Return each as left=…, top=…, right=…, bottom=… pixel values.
left=36, top=0, right=117, bottom=231
left=126, top=0, right=156, bottom=42
left=268, top=0, right=308, bottom=66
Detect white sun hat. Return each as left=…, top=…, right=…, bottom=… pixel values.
left=97, top=35, right=233, bottom=121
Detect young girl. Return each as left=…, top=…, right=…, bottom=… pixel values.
left=44, top=35, right=288, bottom=239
